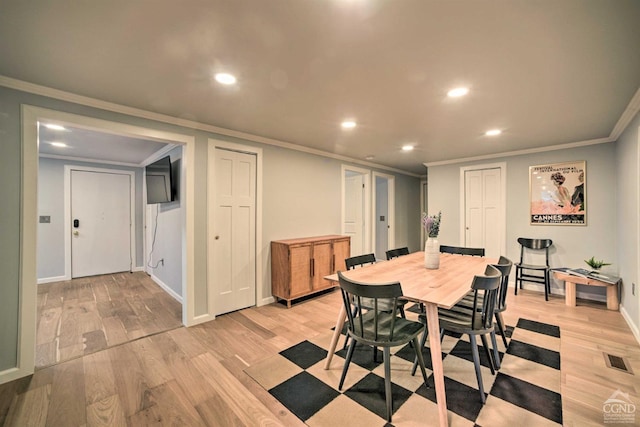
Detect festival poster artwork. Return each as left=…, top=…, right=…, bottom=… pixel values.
left=530, top=161, right=586, bottom=225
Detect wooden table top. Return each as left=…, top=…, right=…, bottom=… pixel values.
left=326, top=251, right=495, bottom=309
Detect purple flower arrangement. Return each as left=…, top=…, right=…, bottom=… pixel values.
left=422, top=211, right=442, bottom=238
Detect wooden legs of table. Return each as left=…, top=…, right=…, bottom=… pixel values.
left=324, top=304, right=346, bottom=369
left=425, top=302, right=449, bottom=427
left=606, top=285, right=619, bottom=310
left=565, top=281, right=577, bottom=307
left=564, top=280, right=620, bottom=310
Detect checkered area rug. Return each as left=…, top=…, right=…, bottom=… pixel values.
left=245, top=317, right=562, bottom=426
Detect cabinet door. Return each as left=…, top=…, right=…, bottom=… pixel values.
left=332, top=238, right=351, bottom=273
left=311, top=241, right=332, bottom=290
left=289, top=244, right=312, bottom=297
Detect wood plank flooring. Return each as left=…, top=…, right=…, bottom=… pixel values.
left=35, top=272, right=182, bottom=368
left=1, top=286, right=639, bottom=426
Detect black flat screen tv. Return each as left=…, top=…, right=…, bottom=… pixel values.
left=146, top=155, right=174, bottom=204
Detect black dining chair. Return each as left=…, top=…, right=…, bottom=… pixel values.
left=385, top=247, right=410, bottom=260
left=411, top=264, right=502, bottom=403
left=343, top=253, right=408, bottom=358
left=440, top=245, right=485, bottom=256
left=514, top=238, right=553, bottom=300
left=457, top=256, right=513, bottom=351
left=337, top=271, right=429, bottom=422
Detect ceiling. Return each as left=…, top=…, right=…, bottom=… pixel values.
left=1, top=1, right=639, bottom=174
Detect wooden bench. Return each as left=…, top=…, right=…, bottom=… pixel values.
left=553, top=271, right=620, bottom=310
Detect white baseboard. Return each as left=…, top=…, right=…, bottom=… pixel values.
left=37, top=275, right=68, bottom=285
left=620, top=306, right=640, bottom=346
left=259, top=296, right=275, bottom=307
left=132, top=266, right=144, bottom=272
left=149, top=274, right=183, bottom=304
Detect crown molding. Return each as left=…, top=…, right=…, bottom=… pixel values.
left=424, top=137, right=613, bottom=167
left=0, top=75, right=421, bottom=178
left=610, top=86, right=640, bottom=140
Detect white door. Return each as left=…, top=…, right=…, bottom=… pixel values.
left=464, top=168, right=502, bottom=258
left=71, top=170, right=131, bottom=278
left=344, top=173, right=364, bottom=256
left=211, top=148, right=256, bottom=315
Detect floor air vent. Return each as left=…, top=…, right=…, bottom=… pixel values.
left=604, top=353, right=633, bottom=374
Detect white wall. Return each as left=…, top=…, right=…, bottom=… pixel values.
left=616, top=110, right=640, bottom=339
left=428, top=142, right=617, bottom=300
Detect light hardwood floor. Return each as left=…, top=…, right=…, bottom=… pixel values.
left=35, top=272, right=183, bottom=368
left=1, top=286, right=639, bottom=426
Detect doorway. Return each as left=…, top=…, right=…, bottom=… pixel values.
left=68, top=167, right=134, bottom=278
left=207, top=139, right=263, bottom=316
left=373, top=172, right=395, bottom=260
left=342, top=165, right=371, bottom=257
left=460, top=163, right=506, bottom=259
left=209, top=147, right=257, bottom=315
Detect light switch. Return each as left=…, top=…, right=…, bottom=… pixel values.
left=39, top=215, right=51, bottom=223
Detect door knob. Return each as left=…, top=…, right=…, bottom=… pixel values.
left=215, top=235, right=220, bottom=240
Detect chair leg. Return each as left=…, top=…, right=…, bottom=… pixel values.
left=514, top=268, right=519, bottom=295
left=544, top=272, right=549, bottom=301
left=489, top=331, right=501, bottom=370
left=383, top=347, right=393, bottom=422
left=339, top=338, right=357, bottom=390
left=411, top=328, right=429, bottom=376
left=412, top=337, right=430, bottom=386
left=495, top=312, right=509, bottom=348
left=480, top=334, right=495, bottom=375
left=469, top=335, right=486, bottom=403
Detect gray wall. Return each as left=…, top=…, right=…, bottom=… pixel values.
left=428, top=142, right=617, bottom=300
left=0, top=87, right=21, bottom=371
left=616, top=111, right=640, bottom=334
left=147, top=146, right=183, bottom=297
left=37, top=158, right=145, bottom=280
left=0, top=85, right=422, bottom=373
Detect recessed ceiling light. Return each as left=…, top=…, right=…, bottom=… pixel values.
left=485, top=129, right=502, bottom=136
left=50, top=142, right=67, bottom=147
left=447, top=87, right=469, bottom=98
left=401, top=145, right=414, bottom=152
left=341, top=120, right=357, bottom=129
left=45, top=124, right=66, bottom=131
left=214, top=73, right=237, bottom=85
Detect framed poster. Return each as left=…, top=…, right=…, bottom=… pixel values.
left=529, top=161, right=586, bottom=225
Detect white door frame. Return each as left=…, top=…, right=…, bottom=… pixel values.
left=459, top=162, right=507, bottom=256
left=11, top=105, right=196, bottom=385
left=64, top=166, right=135, bottom=280
left=341, top=165, right=371, bottom=255
left=207, top=139, right=265, bottom=311
left=372, top=171, right=395, bottom=257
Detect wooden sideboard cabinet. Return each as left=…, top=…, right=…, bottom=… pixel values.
left=271, top=235, right=350, bottom=307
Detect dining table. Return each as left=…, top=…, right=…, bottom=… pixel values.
left=324, top=251, right=494, bottom=427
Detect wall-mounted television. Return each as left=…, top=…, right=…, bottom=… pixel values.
left=145, top=155, right=174, bottom=204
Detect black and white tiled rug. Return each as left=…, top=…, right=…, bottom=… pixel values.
left=245, top=317, right=562, bottom=426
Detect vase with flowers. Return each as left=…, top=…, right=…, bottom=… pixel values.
left=422, top=211, right=442, bottom=269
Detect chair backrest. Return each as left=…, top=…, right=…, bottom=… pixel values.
left=517, top=238, right=552, bottom=266
left=385, top=247, right=410, bottom=260
left=492, top=256, right=513, bottom=310
left=337, top=271, right=403, bottom=345
left=345, top=253, right=376, bottom=270
left=468, top=265, right=501, bottom=330
left=440, top=245, right=485, bottom=257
